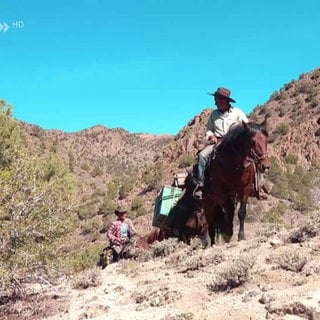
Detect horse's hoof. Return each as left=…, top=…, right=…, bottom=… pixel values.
left=223, top=234, right=232, bottom=243
left=238, top=234, right=246, bottom=241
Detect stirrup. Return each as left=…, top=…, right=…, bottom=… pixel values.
left=193, top=183, right=203, bottom=200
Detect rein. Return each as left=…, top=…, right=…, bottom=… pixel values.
left=249, top=148, right=268, bottom=164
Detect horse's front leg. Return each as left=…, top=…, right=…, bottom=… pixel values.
left=202, top=199, right=216, bottom=246
left=178, top=230, right=189, bottom=244
left=208, top=223, right=216, bottom=245
left=238, top=201, right=247, bottom=241
left=222, top=199, right=235, bottom=243
left=201, top=226, right=210, bottom=248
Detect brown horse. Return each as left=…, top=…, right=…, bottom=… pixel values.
left=202, top=121, right=270, bottom=244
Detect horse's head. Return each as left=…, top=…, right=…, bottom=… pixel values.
left=245, top=122, right=270, bottom=173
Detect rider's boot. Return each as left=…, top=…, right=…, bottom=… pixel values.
left=193, top=180, right=204, bottom=200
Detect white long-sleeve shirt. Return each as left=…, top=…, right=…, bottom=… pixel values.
left=205, top=107, right=249, bottom=140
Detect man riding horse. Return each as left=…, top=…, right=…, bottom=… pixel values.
left=193, top=87, right=267, bottom=200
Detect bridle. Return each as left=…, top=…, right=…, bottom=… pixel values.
left=250, top=148, right=269, bottom=165
left=249, top=132, right=269, bottom=172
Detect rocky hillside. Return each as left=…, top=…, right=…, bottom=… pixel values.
left=20, top=123, right=173, bottom=207
left=18, top=67, right=320, bottom=224
left=250, top=69, right=320, bottom=166
left=2, top=68, right=320, bottom=320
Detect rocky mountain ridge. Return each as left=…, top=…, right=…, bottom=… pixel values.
left=18, top=68, right=320, bottom=219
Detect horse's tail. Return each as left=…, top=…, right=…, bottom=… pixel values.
left=135, top=237, right=151, bottom=250
left=146, top=228, right=168, bottom=244
left=146, top=228, right=160, bottom=244
left=213, top=206, right=225, bottom=238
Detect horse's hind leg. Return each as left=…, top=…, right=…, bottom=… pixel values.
left=208, top=223, right=216, bottom=245
left=178, top=231, right=189, bottom=244
left=238, top=202, right=247, bottom=241
left=221, top=200, right=234, bottom=243
left=202, top=227, right=210, bottom=248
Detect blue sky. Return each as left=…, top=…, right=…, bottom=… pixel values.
left=1, top=0, right=319, bottom=134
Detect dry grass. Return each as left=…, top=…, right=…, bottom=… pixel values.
left=151, top=238, right=187, bottom=258
left=287, top=220, right=319, bottom=243
left=208, top=254, right=256, bottom=292
left=266, top=301, right=320, bottom=319
left=272, top=248, right=309, bottom=272
left=0, top=292, right=68, bottom=320
left=132, top=286, right=182, bottom=310
left=71, top=267, right=102, bottom=289
left=160, top=313, right=195, bottom=320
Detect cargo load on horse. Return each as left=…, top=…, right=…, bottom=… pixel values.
left=150, top=171, right=208, bottom=246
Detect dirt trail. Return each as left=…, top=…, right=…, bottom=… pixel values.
left=46, top=221, right=320, bottom=320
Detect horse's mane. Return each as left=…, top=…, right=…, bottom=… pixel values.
left=219, top=121, right=268, bottom=148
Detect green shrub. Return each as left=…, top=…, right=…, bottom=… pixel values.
left=92, top=188, right=106, bottom=198
left=68, top=151, right=75, bottom=172
left=270, top=179, right=289, bottom=200
left=132, top=286, right=181, bottom=309
left=263, top=203, right=286, bottom=223
left=90, top=165, right=103, bottom=177
left=126, top=210, right=136, bottom=220
left=270, top=91, right=281, bottom=101
left=266, top=157, right=283, bottom=183
left=131, top=197, right=144, bottom=210
left=178, top=153, right=195, bottom=168
left=291, top=190, right=313, bottom=212
left=78, top=204, right=97, bottom=220
left=107, top=180, right=119, bottom=199
left=135, top=206, right=148, bottom=217
left=273, top=123, right=289, bottom=136
left=285, top=153, right=298, bottom=165
left=268, top=132, right=276, bottom=144
left=80, top=216, right=102, bottom=241
left=119, top=179, right=134, bottom=200
left=286, top=172, right=302, bottom=193
left=143, top=162, right=165, bottom=191
left=0, top=101, right=77, bottom=292
left=62, top=243, right=104, bottom=274
left=99, top=198, right=116, bottom=216
left=309, top=97, right=319, bottom=108
left=276, top=106, right=286, bottom=117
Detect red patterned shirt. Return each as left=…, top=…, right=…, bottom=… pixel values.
left=107, top=218, right=137, bottom=245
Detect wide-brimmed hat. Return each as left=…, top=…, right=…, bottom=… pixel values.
left=115, top=207, right=127, bottom=215
left=208, top=87, right=236, bottom=103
